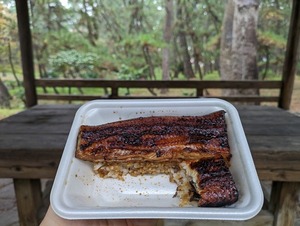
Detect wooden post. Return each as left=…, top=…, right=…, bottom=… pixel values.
left=111, top=87, right=118, bottom=98
left=269, top=181, right=300, bottom=226
left=196, top=88, right=203, bottom=97
left=278, top=0, right=300, bottom=110
left=13, top=179, right=42, bottom=226
left=15, top=0, right=37, bottom=107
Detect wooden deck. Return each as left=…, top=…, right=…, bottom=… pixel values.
left=0, top=103, right=300, bottom=226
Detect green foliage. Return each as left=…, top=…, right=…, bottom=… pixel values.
left=204, top=71, right=220, bottom=80
left=45, top=30, right=93, bottom=53
left=257, top=31, right=286, bottom=49
left=49, top=50, right=100, bottom=78
left=205, top=34, right=220, bottom=51
left=261, top=71, right=282, bottom=80
left=121, top=33, right=164, bottom=48
left=2, top=80, right=25, bottom=108
left=117, top=64, right=148, bottom=80
left=0, top=2, right=21, bottom=74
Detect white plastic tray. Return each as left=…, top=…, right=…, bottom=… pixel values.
left=50, top=98, right=263, bottom=220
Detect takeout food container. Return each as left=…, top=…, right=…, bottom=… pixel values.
left=50, top=98, right=263, bottom=220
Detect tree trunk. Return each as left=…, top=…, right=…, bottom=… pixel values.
left=142, top=44, right=157, bottom=96
left=177, top=0, right=195, bottom=79
left=0, top=79, right=11, bottom=108
left=262, top=46, right=270, bottom=80
left=191, top=34, right=204, bottom=80
left=129, top=0, right=144, bottom=34
left=7, top=41, right=21, bottom=87
left=161, top=0, right=174, bottom=94
left=178, top=30, right=195, bottom=80
left=183, top=2, right=203, bottom=80
left=204, top=0, right=221, bottom=33
left=142, top=44, right=156, bottom=81
left=232, top=0, right=260, bottom=97
left=220, top=0, right=260, bottom=100
left=82, top=0, right=97, bottom=46
left=220, top=0, right=235, bottom=84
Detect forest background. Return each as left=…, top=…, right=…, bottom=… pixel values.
left=0, top=0, right=299, bottom=117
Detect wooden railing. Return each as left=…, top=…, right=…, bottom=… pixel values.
left=35, top=79, right=282, bottom=104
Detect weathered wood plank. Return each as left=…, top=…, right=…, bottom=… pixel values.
left=0, top=134, right=67, bottom=151
left=35, top=79, right=282, bottom=103
left=241, top=117, right=300, bottom=126
left=247, top=136, right=300, bottom=153
left=38, top=94, right=106, bottom=101
left=270, top=182, right=300, bottom=226
left=163, top=210, right=273, bottom=226
left=0, top=165, right=58, bottom=178
left=0, top=149, right=61, bottom=178
left=0, top=122, right=73, bottom=134
left=0, top=109, right=77, bottom=123
left=254, top=158, right=300, bottom=170
left=35, top=79, right=282, bottom=89
left=257, top=170, right=300, bottom=181
left=13, top=179, right=42, bottom=226
left=238, top=108, right=300, bottom=118
left=237, top=107, right=300, bottom=123
left=224, top=104, right=282, bottom=114
left=37, top=94, right=280, bottom=103
left=243, top=125, right=300, bottom=135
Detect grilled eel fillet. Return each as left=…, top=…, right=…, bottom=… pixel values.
left=76, top=110, right=231, bottom=162
left=75, top=110, right=239, bottom=207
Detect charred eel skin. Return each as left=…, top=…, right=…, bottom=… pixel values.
left=76, top=110, right=231, bottom=162
left=189, top=158, right=239, bottom=207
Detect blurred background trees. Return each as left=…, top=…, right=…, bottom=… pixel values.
left=0, top=0, right=298, bottom=108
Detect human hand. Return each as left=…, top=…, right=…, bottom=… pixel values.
left=40, top=206, right=160, bottom=226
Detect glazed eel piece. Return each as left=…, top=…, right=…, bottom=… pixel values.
left=75, top=110, right=231, bottom=163
left=183, top=158, right=239, bottom=207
